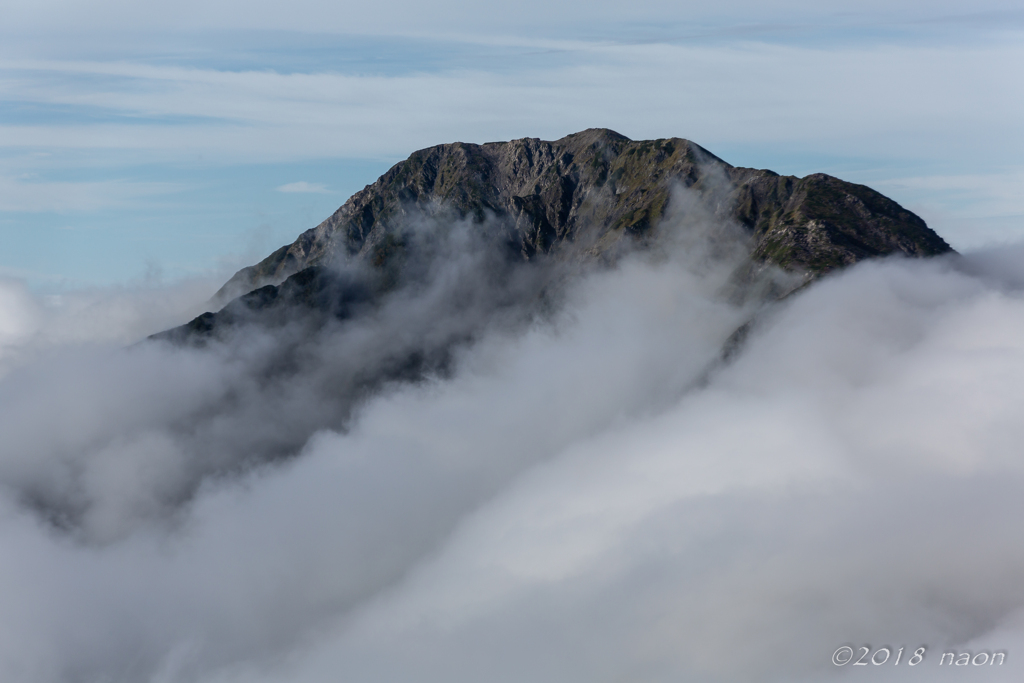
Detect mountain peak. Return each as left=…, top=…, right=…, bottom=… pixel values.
left=211, top=131, right=952, bottom=305
left=554, top=127, right=631, bottom=144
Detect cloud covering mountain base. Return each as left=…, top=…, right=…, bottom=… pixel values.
left=0, top=221, right=1023, bottom=681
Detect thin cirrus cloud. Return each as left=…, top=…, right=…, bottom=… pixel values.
left=276, top=181, right=331, bottom=194
left=3, top=38, right=1021, bottom=253
left=3, top=0, right=1024, bottom=37
left=2, top=40, right=1022, bottom=163
left=0, top=176, right=181, bottom=213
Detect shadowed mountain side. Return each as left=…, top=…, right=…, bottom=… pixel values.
left=154, top=266, right=378, bottom=345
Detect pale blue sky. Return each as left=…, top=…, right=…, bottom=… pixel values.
left=2, top=1, right=1023, bottom=289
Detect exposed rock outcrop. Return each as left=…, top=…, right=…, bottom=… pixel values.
left=213, top=128, right=950, bottom=305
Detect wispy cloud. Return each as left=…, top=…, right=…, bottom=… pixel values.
left=0, top=176, right=181, bottom=212
left=2, top=39, right=1022, bottom=163
left=276, top=181, right=331, bottom=194
left=2, top=0, right=1021, bottom=40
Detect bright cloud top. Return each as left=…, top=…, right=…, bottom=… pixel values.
left=0, top=208, right=1022, bottom=681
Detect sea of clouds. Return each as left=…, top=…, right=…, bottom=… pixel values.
left=1, top=205, right=1023, bottom=682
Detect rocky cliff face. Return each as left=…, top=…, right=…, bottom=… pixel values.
left=213, top=128, right=951, bottom=304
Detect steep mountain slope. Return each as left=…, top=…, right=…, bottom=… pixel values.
left=213, top=128, right=951, bottom=304
left=154, top=128, right=953, bottom=353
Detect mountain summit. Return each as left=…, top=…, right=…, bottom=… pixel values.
left=158, top=129, right=952, bottom=345
left=214, top=128, right=951, bottom=303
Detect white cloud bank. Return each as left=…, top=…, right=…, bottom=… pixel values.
left=0, top=207, right=1023, bottom=681
left=0, top=274, right=220, bottom=377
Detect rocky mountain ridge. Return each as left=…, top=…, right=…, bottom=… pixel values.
left=213, top=128, right=951, bottom=305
